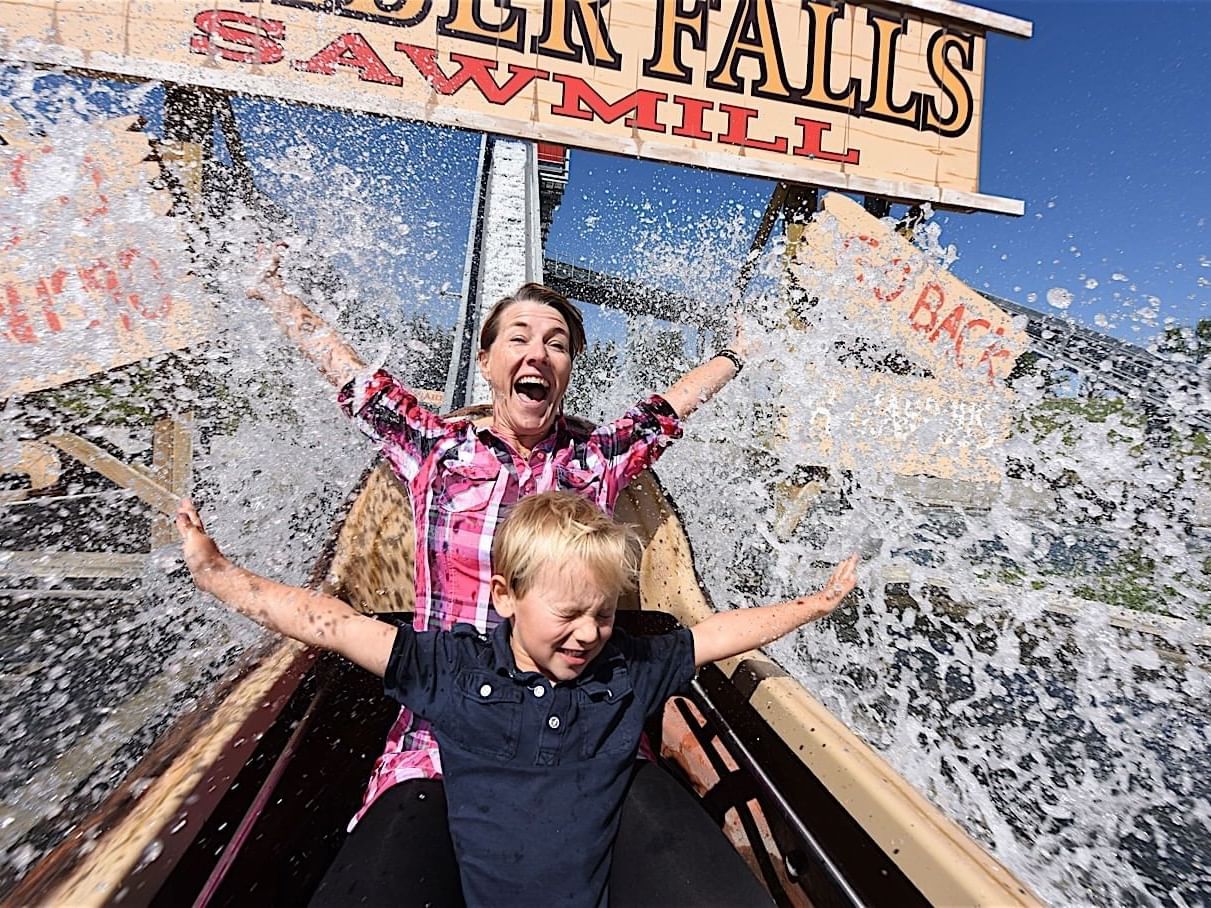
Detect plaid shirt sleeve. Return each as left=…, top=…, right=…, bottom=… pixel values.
left=585, top=394, right=684, bottom=489
left=338, top=369, right=452, bottom=481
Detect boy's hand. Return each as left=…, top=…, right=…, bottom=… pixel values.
left=176, top=498, right=230, bottom=593
left=817, top=553, right=859, bottom=614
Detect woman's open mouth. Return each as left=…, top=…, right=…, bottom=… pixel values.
left=514, top=376, right=551, bottom=403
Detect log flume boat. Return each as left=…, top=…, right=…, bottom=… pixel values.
left=7, top=424, right=1041, bottom=907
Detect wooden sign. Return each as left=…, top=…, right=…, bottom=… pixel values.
left=794, top=193, right=1027, bottom=381
left=0, top=108, right=208, bottom=399
left=0, top=1, right=1029, bottom=215
left=783, top=193, right=1026, bottom=480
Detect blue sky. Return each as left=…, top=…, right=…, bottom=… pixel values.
left=935, top=1, right=1211, bottom=342
left=3, top=1, right=1208, bottom=347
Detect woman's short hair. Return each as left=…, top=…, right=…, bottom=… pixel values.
left=478, top=283, right=587, bottom=359
left=492, top=491, right=638, bottom=597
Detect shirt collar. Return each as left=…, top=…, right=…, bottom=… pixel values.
left=489, top=620, right=524, bottom=677
left=489, top=620, right=630, bottom=694
left=473, top=415, right=570, bottom=455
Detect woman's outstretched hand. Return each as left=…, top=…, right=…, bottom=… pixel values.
left=246, top=242, right=287, bottom=303
left=729, top=309, right=756, bottom=361
left=176, top=498, right=229, bottom=593
left=238, top=242, right=366, bottom=388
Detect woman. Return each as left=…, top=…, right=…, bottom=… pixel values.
left=250, top=262, right=763, bottom=906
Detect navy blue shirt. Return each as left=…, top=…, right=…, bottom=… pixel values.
left=383, top=619, right=696, bottom=908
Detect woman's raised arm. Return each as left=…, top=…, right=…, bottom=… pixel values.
left=247, top=247, right=367, bottom=389
left=660, top=317, right=753, bottom=419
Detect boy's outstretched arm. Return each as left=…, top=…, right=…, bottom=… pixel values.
left=691, top=554, right=859, bottom=668
left=176, top=499, right=393, bottom=677
left=247, top=246, right=367, bottom=389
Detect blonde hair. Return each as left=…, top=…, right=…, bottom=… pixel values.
left=479, top=283, right=587, bottom=359
left=492, top=492, right=638, bottom=598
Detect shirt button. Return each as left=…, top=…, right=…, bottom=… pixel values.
left=479, top=684, right=493, bottom=697
left=548, top=716, right=561, bottom=730
left=533, top=685, right=546, bottom=698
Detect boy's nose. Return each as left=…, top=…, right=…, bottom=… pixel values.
left=572, top=620, right=599, bottom=645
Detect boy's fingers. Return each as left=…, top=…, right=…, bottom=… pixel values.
left=177, top=497, right=206, bottom=532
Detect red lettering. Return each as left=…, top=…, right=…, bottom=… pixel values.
left=718, top=104, right=787, bottom=153
left=909, top=282, right=945, bottom=334
left=34, top=269, right=68, bottom=333
left=396, top=45, right=547, bottom=105
left=118, top=249, right=172, bottom=319
left=550, top=76, right=666, bottom=132
left=961, top=317, right=991, bottom=370
left=295, top=33, right=402, bottom=85
left=976, top=325, right=1011, bottom=380
left=670, top=95, right=713, bottom=140
left=191, top=11, right=285, bottom=65
left=79, top=155, right=109, bottom=224
left=2, top=284, right=36, bottom=344
left=930, top=302, right=967, bottom=361
left=8, top=152, right=27, bottom=193
left=848, top=236, right=910, bottom=304
left=792, top=117, right=860, bottom=165
left=77, top=252, right=169, bottom=324
left=873, top=258, right=911, bottom=302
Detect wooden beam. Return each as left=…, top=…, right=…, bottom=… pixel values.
left=0, top=441, right=62, bottom=503
left=44, top=432, right=178, bottom=517
left=891, top=0, right=1033, bottom=38
left=0, top=551, right=146, bottom=580
left=0, top=589, right=144, bottom=601
left=150, top=415, right=193, bottom=547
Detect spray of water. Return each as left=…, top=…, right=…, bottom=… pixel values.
left=0, top=75, right=457, bottom=882
left=588, top=206, right=1211, bottom=905
left=3, top=69, right=1209, bottom=906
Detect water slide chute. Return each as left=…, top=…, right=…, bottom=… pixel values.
left=1, top=2, right=1047, bottom=904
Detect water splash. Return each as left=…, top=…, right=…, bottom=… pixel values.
left=0, top=73, right=459, bottom=883
left=3, top=66, right=1209, bottom=907
left=588, top=204, right=1210, bottom=905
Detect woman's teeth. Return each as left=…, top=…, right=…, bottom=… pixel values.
left=515, top=377, right=550, bottom=401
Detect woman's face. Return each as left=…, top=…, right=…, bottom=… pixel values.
left=478, top=301, right=574, bottom=446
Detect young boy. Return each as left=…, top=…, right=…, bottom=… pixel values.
left=177, top=491, right=858, bottom=908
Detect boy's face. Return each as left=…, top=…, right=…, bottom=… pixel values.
left=490, top=558, right=617, bottom=683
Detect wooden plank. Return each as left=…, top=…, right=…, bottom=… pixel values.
left=890, top=0, right=1033, bottom=37
left=0, top=588, right=143, bottom=601
left=44, top=432, right=178, bottom=517
left=150, top=415, right=193, bottom=548
left=0, top=441, right=61, bottom=503
left=43, top=640, right=310, bottom=907
left=415, top=387, right=444, bottom=407
left=0, top=550, right=146, bottom=579
left=0, top=104, right=206, bottom=398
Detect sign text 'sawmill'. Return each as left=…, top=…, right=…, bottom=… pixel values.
left=0, top=1, right=1030, bottom=214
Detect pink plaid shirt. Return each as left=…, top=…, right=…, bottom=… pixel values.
left=338, top=369, right=683, bottom=825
